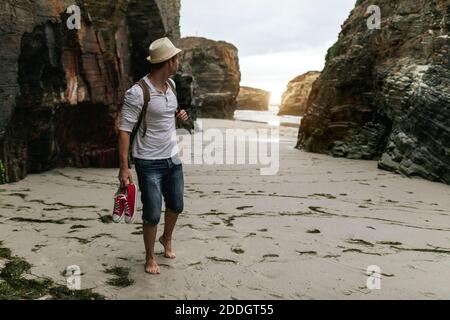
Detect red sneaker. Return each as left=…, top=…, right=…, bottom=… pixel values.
left=124, top=183, right=137, bottom=224
left=112, top=188, right=127, bottom=223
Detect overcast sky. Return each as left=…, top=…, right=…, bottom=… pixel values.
left=180, top=0, right=356, bottom=103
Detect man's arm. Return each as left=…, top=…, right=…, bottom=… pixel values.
left=118, top=130, right=133, bottom=188
left=117, top=130, right=134, bottom=188
left=118, top=130, right=131, bottom=170
left=117, top=85, right=143, bottom=188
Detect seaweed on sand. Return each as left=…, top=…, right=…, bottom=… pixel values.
left=104, top=267, right=134, bottom=288
left=0, top=244, right=104, bottom=300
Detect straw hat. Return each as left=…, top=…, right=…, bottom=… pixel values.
left=146, top=37, right=182, bottom=64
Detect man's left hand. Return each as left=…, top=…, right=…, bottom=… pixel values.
left=176, top=109, right=189, bottom=122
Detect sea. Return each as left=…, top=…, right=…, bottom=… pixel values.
left=233, top=104, right=301, bottom=128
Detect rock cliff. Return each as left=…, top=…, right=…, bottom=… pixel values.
left=237, top=87, right=271, bottom=111
left=278, top=71, right=320, bottom=116
left=297, top=0, right=450, bottom=184
left=179, top=37, right=241, bottom=119
left=0, top=0, right=180, bottom=183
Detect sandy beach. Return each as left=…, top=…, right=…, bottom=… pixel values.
left=1, top=118, right=450, bottom=299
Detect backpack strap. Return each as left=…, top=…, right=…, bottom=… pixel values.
left=167, top=78, right=177, bottom=97
left=128, top=79, right=150, bottom=169
left=167, top=78, right=181, bottom=114
left=134, top=79, right=151, bottom=139
left=132, top=78, right=180, bottom=144
left=167, top=78, right=195, bottom=133
left=132, top=77, right=174, bottom=146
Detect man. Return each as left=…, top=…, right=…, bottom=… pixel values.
left=118, top=37, right=189, bottom=275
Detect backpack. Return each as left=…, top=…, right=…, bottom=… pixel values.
left=127, top=77, right=179, bottom=169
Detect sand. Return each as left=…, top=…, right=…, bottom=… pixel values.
left=1, top=118, right=450, bottom=299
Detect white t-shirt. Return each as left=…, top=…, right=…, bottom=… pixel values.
left=119, top=76, right=179, bottom=160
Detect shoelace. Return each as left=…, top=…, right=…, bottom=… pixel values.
left=113, top=195, right=127, bottom=214
left=113, top=200, right=121, bottom=213
left=123, top=198, right=131, bottom=216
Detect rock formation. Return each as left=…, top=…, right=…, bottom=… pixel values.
left=237, top=87, right=271, bottom=111
left=179, top=37, right=241, bottom=119
left=297, top=0, right=450, bottom=184
left=278, top=71, right=320, bottom=116
left=173, top=73, right=198, bottom=123
left=0, top=0, right=181, bottom=183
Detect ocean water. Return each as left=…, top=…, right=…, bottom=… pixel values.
left=233, top=104, right=301, bottom=128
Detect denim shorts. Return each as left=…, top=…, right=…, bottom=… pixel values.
left=134, top=157, right=184, bottom=225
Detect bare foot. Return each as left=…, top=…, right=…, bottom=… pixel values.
left=145, top=258, right=160, bottom=275
left=159, top=235, right=176, bottom=259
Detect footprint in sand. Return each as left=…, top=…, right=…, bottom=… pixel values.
left=377, top=241, right=403, bottom=246
left=231, top=247, right=245, bottom=254
left=260, top=254, right=280, bottom=262
left=346, top=239, right=374, bottom=247
left=207, top=256, right=237, bottom=264
left=236, top=206, right=253, bottom=210
left=296, top=250, right=317, bottom=256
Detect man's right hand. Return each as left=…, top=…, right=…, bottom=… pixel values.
left=118, top=167, right=134, bottom=189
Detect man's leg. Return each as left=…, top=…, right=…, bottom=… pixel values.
left=143, top=223, right=160, bottom=274
left=160, top=160, right=184, bottom=259
left=135, top=158, right=165, bottom=275
left=159, top=208, right=179, bottom=259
